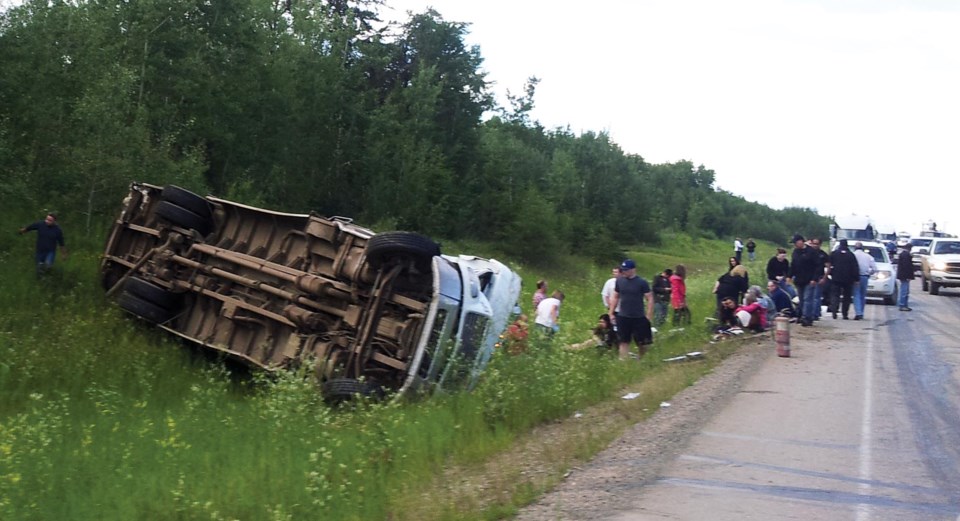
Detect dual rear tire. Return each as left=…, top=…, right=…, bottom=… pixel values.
left=118, top=277, right=182, bottom=324
left=364, top=231, right=440, bottom=273
left=156, top=186, right=214, bottom=236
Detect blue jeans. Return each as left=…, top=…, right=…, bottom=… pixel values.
left=898, top=280, right=910, bottom=308
left=801, top=283, right=818, bottom=321
left=778, top=279, right=797, bottom=299
left=854, top=274, right=869, bottom=316
left=653, top=301, right=668, bottom=326
left=35, top=250, right=56, bottom=273
left=813, top=283, right=823, bottom=318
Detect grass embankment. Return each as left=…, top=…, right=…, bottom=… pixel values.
left=0, top=214, right=770, bottom=521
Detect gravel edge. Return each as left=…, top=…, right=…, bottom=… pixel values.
left=514, top=336, right=775, bottom=520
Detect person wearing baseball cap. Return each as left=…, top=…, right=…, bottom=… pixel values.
left=607, top=259, right=654, bottom=359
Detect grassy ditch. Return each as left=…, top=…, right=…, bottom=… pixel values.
left=0, top=216, right=772, bottom=520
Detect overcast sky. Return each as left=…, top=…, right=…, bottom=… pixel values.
left=382, top=0, right=959, bottom=236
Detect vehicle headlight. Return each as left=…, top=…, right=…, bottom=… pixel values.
left=873, top=270, right=892, bottom=280
left=932, top=260, right=947, bottom=271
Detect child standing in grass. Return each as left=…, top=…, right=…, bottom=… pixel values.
left=670, top=264, right=690, bottom=326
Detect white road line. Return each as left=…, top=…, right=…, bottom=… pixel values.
left=856, top=312, right=876, bottom=521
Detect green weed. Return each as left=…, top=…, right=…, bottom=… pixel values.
left=0, top=211, right=768, bottom=520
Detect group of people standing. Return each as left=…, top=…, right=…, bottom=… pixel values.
left=716, top=235, right=842, bottom=332
left=756, top=234, right=915, bottom=326
left=733, top=237, right=757, bottom=264
left=533, top=232, right=919, bottom=356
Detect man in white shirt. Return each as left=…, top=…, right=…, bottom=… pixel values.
left=601, top=267, right=620, bottom=312
left=852, top=242, right=878, bottom=320
left=734, top=237, right=744, bottom=264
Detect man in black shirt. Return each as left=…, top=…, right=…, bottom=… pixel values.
left=789, top=234, right=819, bottom=326
left=896, top=243, right=914, bottom=311
left=746, top=238, right=757, bottom=262
left=651, top=268, right=672, bottom=327
left=19, top=212, right=67, bottom=274
left=828, top=239, right=859, bottom=319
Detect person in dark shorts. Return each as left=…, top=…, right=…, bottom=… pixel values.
left=607, top=259, right=654, bottom=360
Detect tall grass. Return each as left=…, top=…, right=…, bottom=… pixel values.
left=0, top=212, right=759, bottom=520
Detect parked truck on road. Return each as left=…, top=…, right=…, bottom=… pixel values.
left=920, top=237, right=960, bottom=295
left=100, top=183, right=522, bottom=400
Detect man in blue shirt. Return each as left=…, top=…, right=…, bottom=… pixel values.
left=766, top=281, right=795, bottom=317
left=19, top=212, right=67, bottom=274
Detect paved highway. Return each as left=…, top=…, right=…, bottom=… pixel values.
left=612, top=286, right=960, bottom=520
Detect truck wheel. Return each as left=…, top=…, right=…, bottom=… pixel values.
left=321, top=378, right=382, bottom=402
left=155, top=201, right=213, bottom=236
left=161, top=185, right=212, bottom=219
left=365, top=231, right=440, bottom=271
left=100, top=265, right=122, bottom=292
left=118, top=292, right=174, bottom=324
left=922, top=277, right=929, bottom=292
left=930, top=280, right=941, bottom=295
left=124, top=277, right=181, bottom=309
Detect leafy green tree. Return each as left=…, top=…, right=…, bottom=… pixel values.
left=500, top=76, right=540, bottom=127
left=500, top=185, right=564, bottom=264
left=467, top=118, right=551, bottom=240
left=0, top=0, right=837, bottom=258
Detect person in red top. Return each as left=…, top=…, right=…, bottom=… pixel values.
left=670, top=264, right=690, bottom=325
left=736, top=293, right=768, bottom=332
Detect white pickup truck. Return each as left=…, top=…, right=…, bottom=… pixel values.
left=100, top=183, right=522, bottom=400
left=920, top=237, right=960, bottom=295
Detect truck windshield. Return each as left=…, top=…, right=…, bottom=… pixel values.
left=838, top=230, right=874, bottom=240
left=863, top=247, right=887, bottom=263
left=933, top=242, right=960, bottom=255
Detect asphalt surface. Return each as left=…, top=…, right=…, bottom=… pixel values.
left=608, top=285, right=960, bottom=520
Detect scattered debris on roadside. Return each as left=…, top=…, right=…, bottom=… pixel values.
left=663, top=351, right=706, bottom=363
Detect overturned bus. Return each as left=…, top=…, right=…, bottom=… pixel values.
left=100, top=183, right=521, bottom=400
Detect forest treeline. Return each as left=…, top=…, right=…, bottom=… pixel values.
left=0, top=0, right=829, bottom=262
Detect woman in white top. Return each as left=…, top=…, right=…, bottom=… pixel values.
left=534, top=290, right=564, bottom=336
